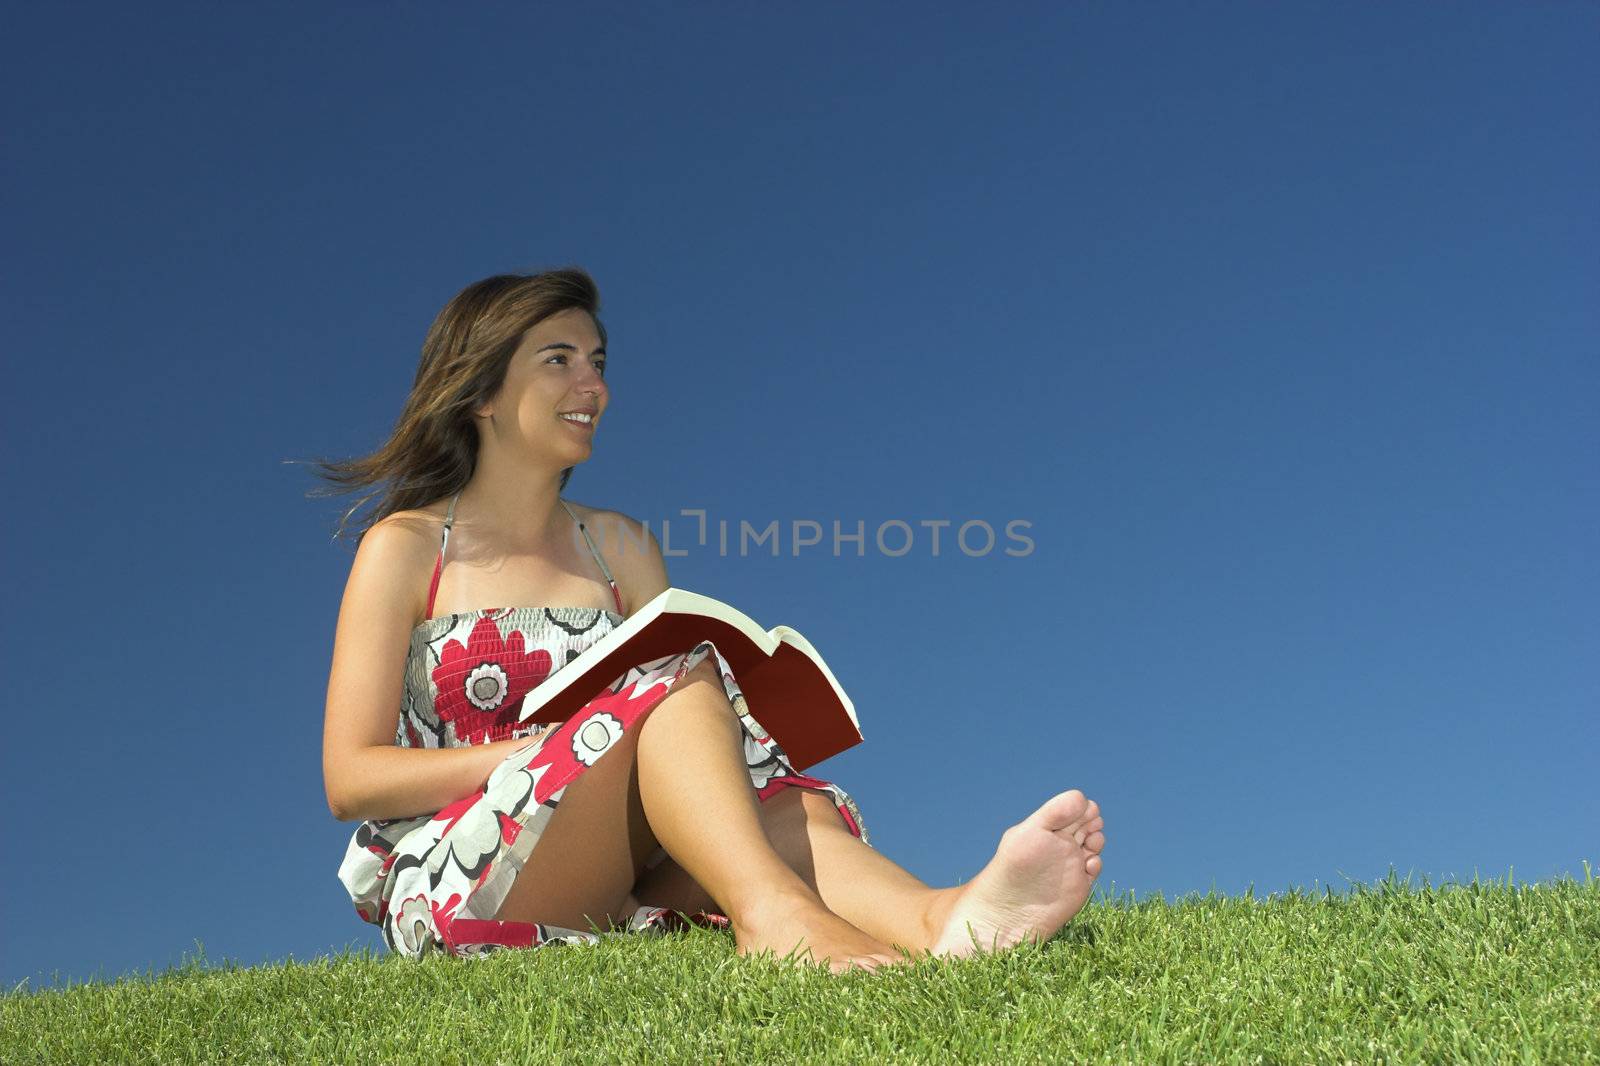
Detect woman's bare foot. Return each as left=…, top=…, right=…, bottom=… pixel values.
left=929, top=790, right=1106, bottom=958
left=734, top=889, right=902, bottom=974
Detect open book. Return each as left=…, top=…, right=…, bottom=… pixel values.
left=517, top=588, right=862, bottom=771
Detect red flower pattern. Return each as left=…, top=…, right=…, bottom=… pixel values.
left=431, top=615, right=555, bottom=745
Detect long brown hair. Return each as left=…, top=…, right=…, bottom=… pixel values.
left=294, top=267, right=608, bottom=549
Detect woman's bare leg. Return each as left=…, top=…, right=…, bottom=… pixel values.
left=636, top=786, right=1108, bottom=956
left=490, top=694, right=659, bottom=935
left=633, top=659, right=900, bottom=970
left=494, top=655, right=899, bottom=971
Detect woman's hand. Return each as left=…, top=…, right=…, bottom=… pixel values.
left=479, top=723, right=561, bottom=789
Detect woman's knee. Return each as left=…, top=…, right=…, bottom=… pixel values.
left=680, top=653, right=722, bottom=688
left=645, top=654, right=734, bottom=728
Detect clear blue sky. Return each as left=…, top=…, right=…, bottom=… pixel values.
left=3, top=3, right=1594, bottom=992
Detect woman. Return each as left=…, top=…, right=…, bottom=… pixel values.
left=318, top=268, right=1107, bottom=972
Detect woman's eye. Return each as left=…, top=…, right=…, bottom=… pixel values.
left=548, top=354, right=605, bottom=375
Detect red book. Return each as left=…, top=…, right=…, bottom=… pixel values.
left=518, top=588, right=863, bottom=771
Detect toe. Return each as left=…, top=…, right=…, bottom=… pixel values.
left=1063, top=800, right=1101, bottom=838
left=1027, top=789, right=1088, bottom=832
left=1062, top=818, right=1103, bottom=847
left=1084, top=830, right=1105, bottom=853
left=1086, top=853, right=1103, bottom=877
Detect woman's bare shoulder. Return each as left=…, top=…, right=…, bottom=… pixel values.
left=368, top=499, right=450, bottom=550
left=564, top=500, right=660, bottom=589
left=357, top=502, right=450, bottom=601
left=564, top=499, right=646, bottom=537
left=339, top=503, right=449, bottom=629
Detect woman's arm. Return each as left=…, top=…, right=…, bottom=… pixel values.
left=322, top=518, right=528, bottom=822
left=328, top=736, right=538, bottom=822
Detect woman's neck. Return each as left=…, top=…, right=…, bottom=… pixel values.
left=451, top=460, right=569, bottom=550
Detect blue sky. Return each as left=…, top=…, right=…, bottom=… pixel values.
left=3, top=2, right=1594, bottom=991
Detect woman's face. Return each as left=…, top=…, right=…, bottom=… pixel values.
left=478, top=307, right=609, bottom=468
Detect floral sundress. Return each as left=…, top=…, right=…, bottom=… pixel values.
left=335, top=492, right=869, bottom=959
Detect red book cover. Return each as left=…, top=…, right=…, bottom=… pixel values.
left=518, top=588, right=863, bottom=771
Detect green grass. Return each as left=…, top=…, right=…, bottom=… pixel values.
left=6, top=867, right=1597, bottom=1064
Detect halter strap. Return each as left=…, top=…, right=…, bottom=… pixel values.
left=423, top=491, right=461, bottom=620
left=561, top=498, right=625, bottom=614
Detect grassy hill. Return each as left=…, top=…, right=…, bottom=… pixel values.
left=5, top=868, right=1596, bottom=1064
